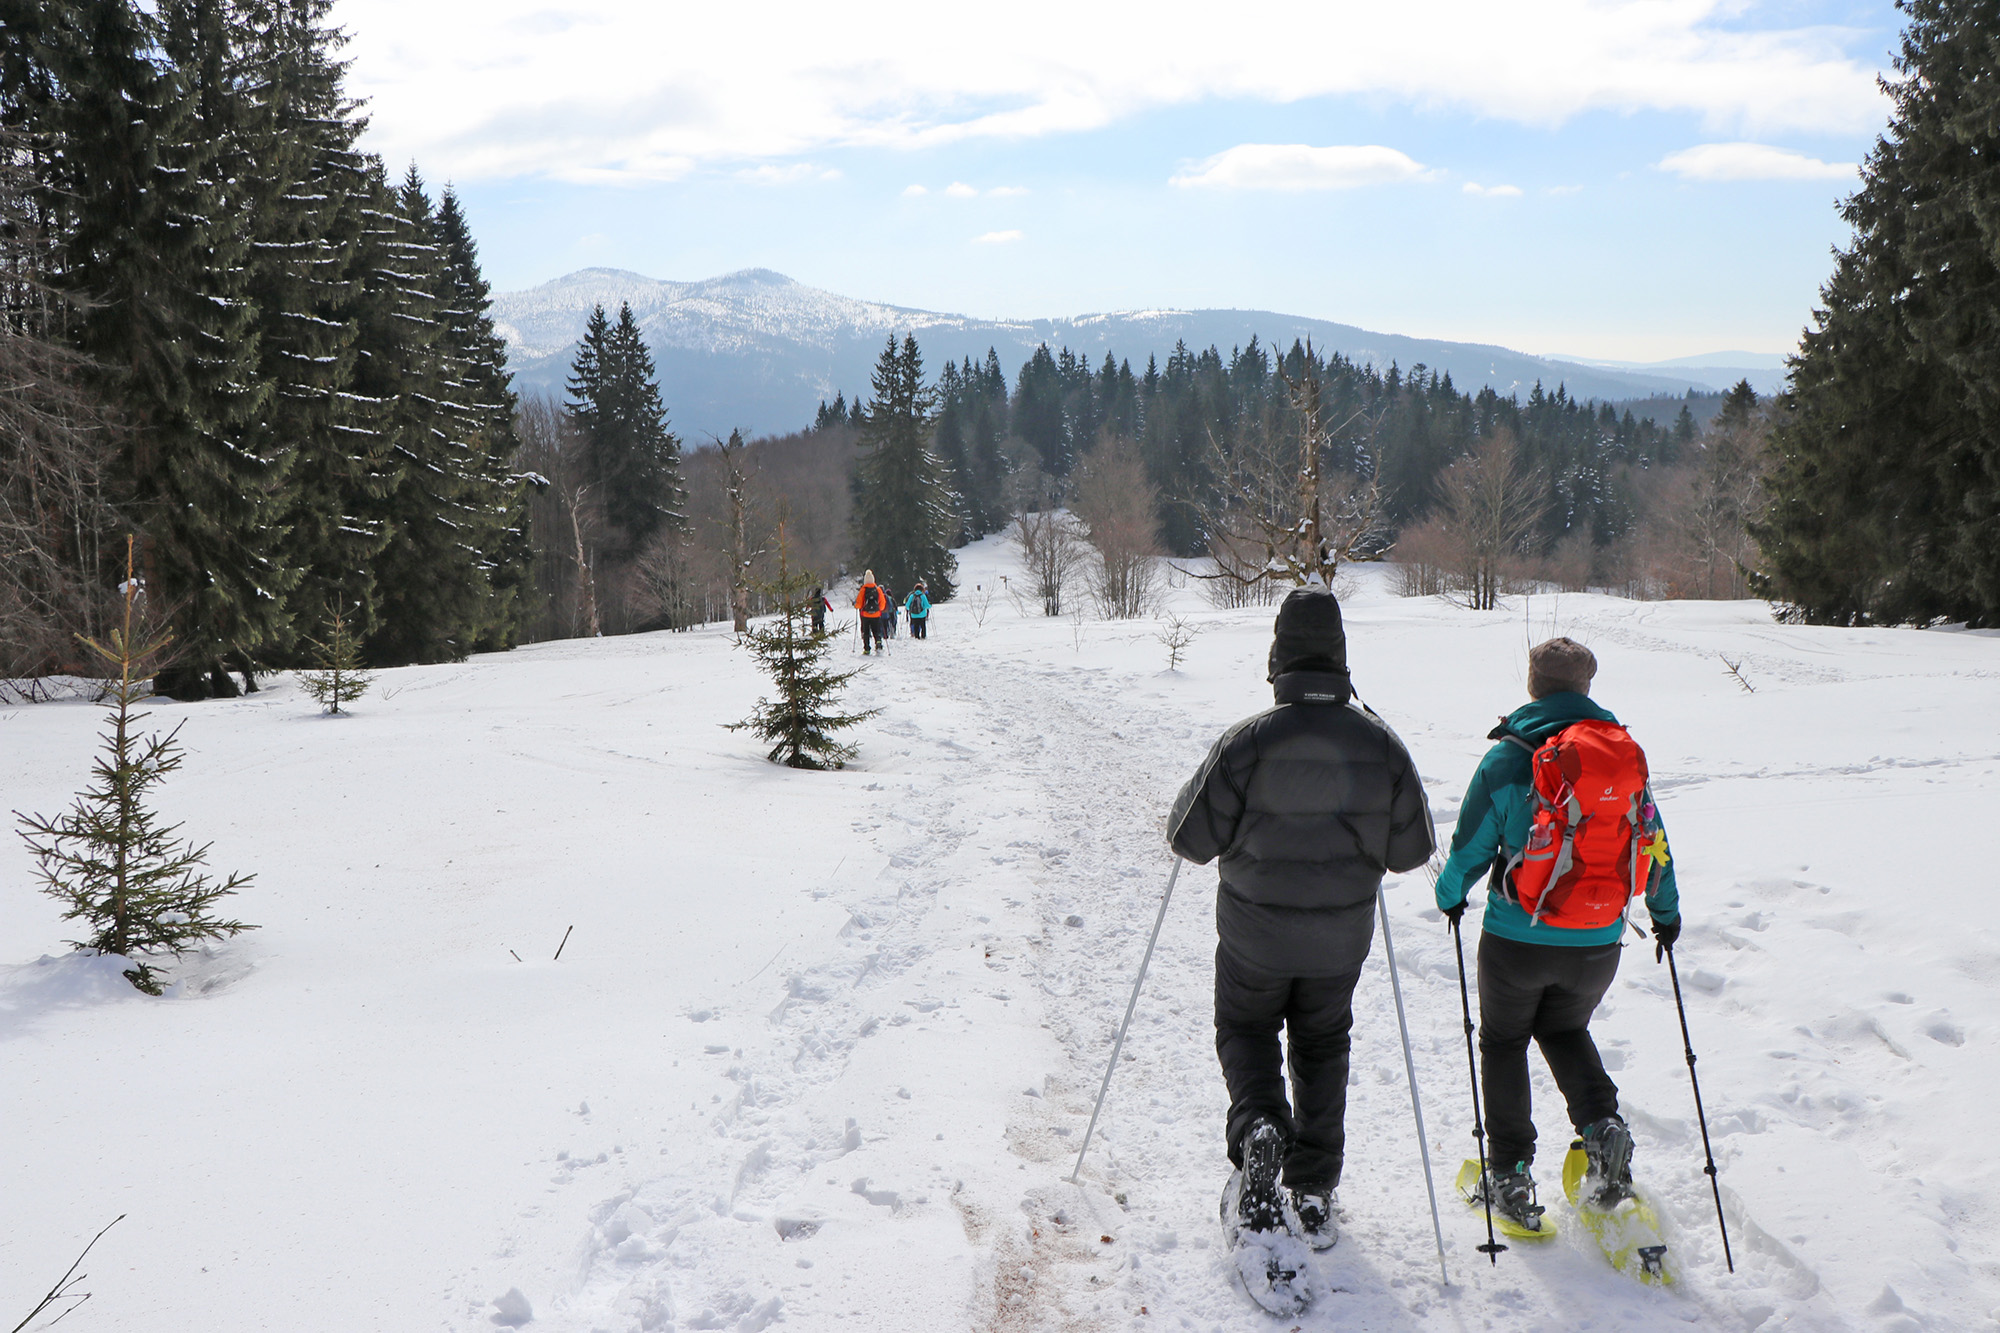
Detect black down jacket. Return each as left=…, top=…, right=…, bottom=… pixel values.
left=1168, top=670, right=1437, bottom=976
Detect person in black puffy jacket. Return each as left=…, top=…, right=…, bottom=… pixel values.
left=1168, top=587, right=1435, bottom=1245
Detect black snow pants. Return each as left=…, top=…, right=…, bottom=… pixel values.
left=1477, top=932, right=1622, bottom=1171
left=862, top=617, right=886, bottom=650
left=1215, top=944, right=1362, bottom=1189
left=910, top=615, right=927, bottom=640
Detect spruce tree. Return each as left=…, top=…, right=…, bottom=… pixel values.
left=730, top=532, right=877, bottom=770
left=1013, top=343, right=1068, bottom=478
left=245, top=0, right=386, bottom=653
left=564, top=301, right=683, bottom=586
left=296, top=601, right=373, bottom=714
left=41, top=0, right=295, bottom=698
left=16, top=547, right=255, bottom=994
left=851, top=335, right=959, bottom=598
left=362, top=165, right=491, bottom=663
left=433, top=184, right=531, bottom=650
left=1757, top=0, right=2000, bottom=624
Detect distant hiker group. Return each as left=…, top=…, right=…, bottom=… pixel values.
left=852, top=570, right=931, bottom=654
left=1164, top=589, right=1690, bottom=1310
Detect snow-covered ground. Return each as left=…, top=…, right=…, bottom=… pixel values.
left=5, top=537, right=1997, bottom=1332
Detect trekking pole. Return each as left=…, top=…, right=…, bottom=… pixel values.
left=1070, top=857, right=1182, bottom=1185
left=1450, top=915, right=1506, bottom=1263
left=1665, top=944, right=1735, bottom=1273
left=1377, top=891, right=1449, bottom=1286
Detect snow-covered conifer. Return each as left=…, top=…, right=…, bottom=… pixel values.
left=434, top=185, right=533, bottom=650
left=358, top=165, right=492, bottom=664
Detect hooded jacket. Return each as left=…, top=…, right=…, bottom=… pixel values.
left=1168, top=668, right=1437, bottom=976
left=1433, top=691, right=1680, bottom=947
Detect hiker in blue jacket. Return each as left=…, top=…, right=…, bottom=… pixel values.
left=904, top=581, right=931, bottom=640
left=1434, top=637, right=1680, bottom=1232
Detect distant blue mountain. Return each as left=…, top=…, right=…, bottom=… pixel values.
left=492, top=267, right=1739, bottom=441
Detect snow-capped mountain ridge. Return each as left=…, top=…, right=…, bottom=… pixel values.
left=492, top=268, right=1735, bottom=439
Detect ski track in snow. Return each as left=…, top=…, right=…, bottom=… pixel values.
left=8, top=544, right=1999, bottom=1332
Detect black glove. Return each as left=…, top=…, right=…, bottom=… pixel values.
left=1443, top=900, right=1466, bottom=927
left=1652, top=917, right=1680, bottom=961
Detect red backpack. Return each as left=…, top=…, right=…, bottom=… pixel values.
left=1504, top=719, right=1652, bottom=930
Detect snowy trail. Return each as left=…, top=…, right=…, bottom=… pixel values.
left=871, top=596, right=1826, bottom=1332
left=546, top=554, right=1983, bottom=1332
left=6, top=543, right=1998, bottom=1331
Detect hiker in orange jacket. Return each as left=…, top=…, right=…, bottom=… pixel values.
left=855, top=571, right=889, bottom=654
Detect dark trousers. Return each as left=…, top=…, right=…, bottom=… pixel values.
left=1215, top=945, right=1362, bottom=1188
left=1477, top=932, right=1621, bottom=1170
left=862, top=617, right=886, bottom=650
left=910, top=615, right=927, bottom=639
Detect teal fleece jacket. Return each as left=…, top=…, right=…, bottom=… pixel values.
left=1434, top=692, right=1680, bottom=947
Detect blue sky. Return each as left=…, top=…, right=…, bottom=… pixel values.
left=333, top=0, right=1903, bottom=361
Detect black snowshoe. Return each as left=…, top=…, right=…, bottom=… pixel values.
left=1577, top=1116, right=1635, bottom=1208
left=1219, top=1119, right=1311, bottom=1315
left=1291, top=1185, right=1338, bottom=1252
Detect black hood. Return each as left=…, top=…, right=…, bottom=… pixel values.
left=1267, top=588, right=1348, bottom=682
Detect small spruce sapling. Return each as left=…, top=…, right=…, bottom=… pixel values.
left=1156, top=613, right=1200, bottom=671
left=15, top=540, right=256, bottom=994
left=297, top=604, right=375, bottom=714
left=730, top=527, right=879, bottom=770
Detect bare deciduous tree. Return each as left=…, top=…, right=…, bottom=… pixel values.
left=517, top=396, right=603, bottom=638
left=1181, top=347, right=1387, bottom=603
left=1392, top=515, right=1453, bottom=598
left=1658, top=418, right=1766, bottom=599
left=0, top=133, right=127, bottom=686
left=1011, top=507, right=1089, bottom=616
left=1431, top=430, right=1549, bottom=611
left=714, top=430, right=764, bottom=634
left=628, top=530, right=699, bottom=631
left=1071, top=434, right=1163, bottom=619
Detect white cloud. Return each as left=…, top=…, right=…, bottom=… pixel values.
left=973, top=229, right=1024, bottom=244
left=1462, top=181, right=1524, bottom=197
left=902, top=183, right=929, bottom=196
left=736, top=162, right=839, bottom=185
left=945, top=181, right=980, bottom=198
left=332, top=0, right=1890, bottom=183
left=1171, top=144, right=1430, bottom=191
left=987, top=185, right=1030, bottom=197
left=1657, top=142, right=1858, bottom=181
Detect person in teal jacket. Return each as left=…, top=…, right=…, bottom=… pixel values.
left=904, top=582, right=931, bottom=640
left=1434, top=637, right=1681, bottom=1231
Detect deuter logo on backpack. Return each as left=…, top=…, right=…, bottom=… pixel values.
left=1506, top=719, right=1653, bottom=929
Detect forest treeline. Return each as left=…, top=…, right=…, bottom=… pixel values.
left=2, top=0, right=529, bottom=696
left=565, top=327, right=1757, bottom=639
